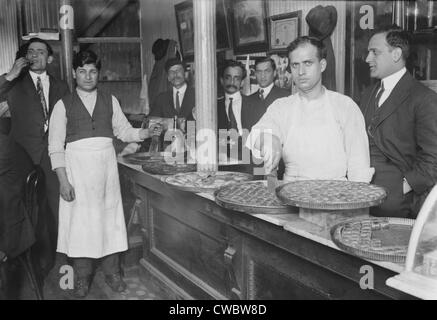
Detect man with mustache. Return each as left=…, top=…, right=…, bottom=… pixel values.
left=247, top=36, right=373, bottom=182
left=360, top=26, right=437, bottom=218
left=217, top=60, right=265, bottom=164
left=149, top=58, right=195, bottom=121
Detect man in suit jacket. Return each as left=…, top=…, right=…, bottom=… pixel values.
left=248, top=57, right=289, bottom=111
left=149, top=58, right=194, bottom=121
left=217, top=60, right=265, bottom=168
left=0, top=38, right=69, bottom=275
left=360, top=26, right=437, bottom=218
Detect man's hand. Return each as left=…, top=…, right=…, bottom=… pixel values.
left=260, top=134, right=282, bottom=174
left=139, top=123, right=162, bottom=140
left=60, top=180, right=75, bottom=202
left=5, top=58, right=29, bottom=81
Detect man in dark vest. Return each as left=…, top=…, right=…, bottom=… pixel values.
left=360, top=26, right=437, bottom=218
left=0, top=38, right=69, bottom=277
left=149, top=58, right=195, bottom=121
left=48, top=50, right=159, bottom=298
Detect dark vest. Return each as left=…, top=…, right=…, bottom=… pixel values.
left=63, top=90, right=113, bottom=143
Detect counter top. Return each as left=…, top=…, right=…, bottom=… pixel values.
left=118, top=156, right=404, bottom=274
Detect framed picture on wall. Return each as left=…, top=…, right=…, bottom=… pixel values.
left=230, top=0, right=268, bottom=54
left=268, top=11, right=302, bottom=53
left=175, top=0, right=232, bottom=60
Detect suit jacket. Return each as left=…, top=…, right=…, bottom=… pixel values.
left=0, top=133, right=35, bottom=259
left=217, top=94, right=266, bottom=132
left=248, top=85, right=290, bottom=111
left=0, top=72, right=69, bottom=165
left=149, top=85, right=195, bottom=120
left=360, top=72, right=437, bottom=197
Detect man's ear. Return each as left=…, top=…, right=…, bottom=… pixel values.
left=392, top=47, right=402, bottom=63
left=47, top=55, right=54, bottom=64
left=320, top=58, right=327, bottom=73
left=72, top=69, right=76, bottom=79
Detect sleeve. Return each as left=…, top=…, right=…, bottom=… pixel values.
left=245, top=99, right=288, bottom=155
left=0, top=74, right=15, bottom=100
left=343, top=98, right=375, bottom=183
left=404, top=90, right=437, bottom=194
left=48, top=99, right=67, bottom=170
left=111, top=95, right=142, bottom=142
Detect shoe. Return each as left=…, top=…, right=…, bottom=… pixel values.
left=73, top=277, right=90, bottom=298
left=104, top=273, right=127, bottom=293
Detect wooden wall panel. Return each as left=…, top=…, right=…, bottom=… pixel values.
left=0, top=0, right=19, bottom=75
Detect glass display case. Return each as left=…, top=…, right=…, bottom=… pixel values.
left=386, top=185, right=437, bottom=299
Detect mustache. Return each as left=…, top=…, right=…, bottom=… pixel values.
left=225, top=85, right=238, bottom=90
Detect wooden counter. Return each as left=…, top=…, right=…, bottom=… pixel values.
left=118, top=157, right=415, bottom=300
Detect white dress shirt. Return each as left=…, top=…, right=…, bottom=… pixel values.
left=259, top=82, right=274, bottom=99
left=173, top=83, right=187, bottom=110
left=29, top=70, right=50, bottom=108
left=378, top=67, right=406, bottom=107
left=48, top=88, right=142, bottom=169
left=225, top=91, right=243, bottom=134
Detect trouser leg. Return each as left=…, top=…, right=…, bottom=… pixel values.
left=101, top=253, right=120, bottom=276
left=73, top=257, right=93, bottom=279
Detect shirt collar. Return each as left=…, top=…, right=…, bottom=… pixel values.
left=29, top=70, right=48, bottom=83
left=225, top=91, right=241, bottom=102
left=76, top=87, right=97, bottom=99
left=381, top=67, right=406, bottom=92
left=173, top=83, right=187, bottom=95
left=259, top=83, right=274, bottom=97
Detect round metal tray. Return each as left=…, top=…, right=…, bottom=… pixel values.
left=276, top=180, right=387, bottom=210
left=122, top=152, right=159, bottom=165
left=163, top=171, right=253, bottom=193
left=214, top=181, right=295, bottom=214
left=330, top=217, right=414, bottom=263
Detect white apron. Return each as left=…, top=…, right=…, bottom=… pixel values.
left=57, top=137, right=128, bottom=258
left=282, top=94, right=347, bottom=182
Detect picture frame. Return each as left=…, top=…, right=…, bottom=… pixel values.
left=174, top=0, right=232, bottom=60
left=230, top=0, right=268, bottom=55
left=268, top=11, right=302, bottom=53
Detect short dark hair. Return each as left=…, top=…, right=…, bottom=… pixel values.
left=27, top=37, right=53, bottom=56
left=287, top=36, right=327, bottom=60
left=219, top=60, right=247, bottom=79
left=372, top=25, right=411, bottom=61
left=254, top=57, right=276, bottom=71
left=73, top=50, right=101, bottom=70
left=165, top=57, right=185, bottom=73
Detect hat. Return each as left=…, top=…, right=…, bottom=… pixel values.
left=306, top=5, right=338, bottom=40
left=152, top=38, right=170, bottom=61
left=165, top=58, right=186, bottom=73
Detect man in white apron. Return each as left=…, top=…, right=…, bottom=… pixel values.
left=48, top=50, right=159, bottom=298
left=246, top=36, right=374, bottom=183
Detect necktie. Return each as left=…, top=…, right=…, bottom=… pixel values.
left=228, top=97, right=238, bottom=130
left=375, top=81, right=385, bottom=108
left=36, top=77, right=49, bottom=131
left=259, top=89, right=264, bottom=100
left=175, top=91, right=181, bottom=114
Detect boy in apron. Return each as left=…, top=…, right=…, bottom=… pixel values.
left=48, top=50, right=160, bottom=298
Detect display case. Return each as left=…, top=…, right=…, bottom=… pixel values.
left=386, top=185, right=437, bottom=299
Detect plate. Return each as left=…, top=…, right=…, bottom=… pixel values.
left=214, top=181, right=295, bottom=214
left=330, top=217, right=414, bottom=263
left=276, top=180, right=387, bottom=210
left=163, top=171, right=253, bottom=193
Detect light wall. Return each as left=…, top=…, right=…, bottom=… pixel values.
left=0, top=0, right=19, bottom=75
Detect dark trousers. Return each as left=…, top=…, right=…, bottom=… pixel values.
left=31, top=146, right=59, bottom=278
left=73, top=253, right=120, bottom=279
left=370, top=158, right=413, bottom=218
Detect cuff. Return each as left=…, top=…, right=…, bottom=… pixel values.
left=50, top=152, right=66, bottom=170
